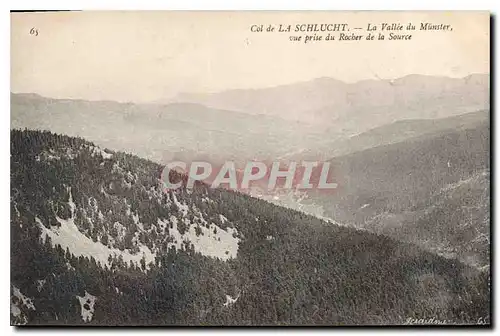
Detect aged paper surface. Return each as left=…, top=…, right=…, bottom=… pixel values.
left=11, top=11, right=490, bottom=326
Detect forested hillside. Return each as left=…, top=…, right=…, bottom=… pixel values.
left=11, top=130, right=489, bottom=325
left=312, top=118, right=490, bottom=269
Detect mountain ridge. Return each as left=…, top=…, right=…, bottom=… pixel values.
left=171, top=73, right=489, bottom=99
left=305, top=119, right=490, bottom=269
left=11, top=129, right=489, bottom=325
left=169, top=73, right=490, bottom=130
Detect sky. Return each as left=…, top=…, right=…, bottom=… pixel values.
left=11, top=11, right=490, bottom=103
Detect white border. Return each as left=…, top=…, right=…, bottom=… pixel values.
left=1, top=1, right=497, bottom=335
left=3, top=1, right=500, bottom=10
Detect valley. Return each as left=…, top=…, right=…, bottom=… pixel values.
left=10, top=129, right=490, bottom=325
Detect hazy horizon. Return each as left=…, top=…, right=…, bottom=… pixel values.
left=10, top=72, right=490, bottom=104
left=11, top=11, right=489, bottom=103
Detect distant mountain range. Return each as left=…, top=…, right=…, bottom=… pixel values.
left=11, top=93, right=320, bottom=163
left=10, top=73, right=490, bottom=164
left=171, top=74, right=489, bottom=133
